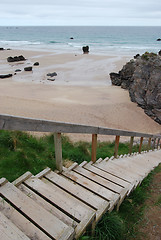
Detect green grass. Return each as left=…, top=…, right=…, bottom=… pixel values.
left=155, top=195, right=161, bottom=206
left=0, top=129, right=142, bottom=181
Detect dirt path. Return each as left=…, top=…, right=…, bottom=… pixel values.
left=136, top=165, right=161, bottom=240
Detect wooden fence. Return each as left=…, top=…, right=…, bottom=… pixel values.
left=0, top=114, right=160, bottom=172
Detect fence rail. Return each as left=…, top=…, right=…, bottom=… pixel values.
left=0, top=114, right=160, bottom=172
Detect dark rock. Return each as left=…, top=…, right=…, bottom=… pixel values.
left=70, top=37, right=74, bottom=39
left=110, top=52, right=161, bottom=124
left=158, top=50, right=161, bottom=56
left=0, top=48, right=4, bottom=51
left=47, top=78, right=55, bottom=81
left=157, top=38, right=161, bottom=41
left=110, top=73, right=121, bottom=86
left=7, top=55, right=26, bottom=62
left=82, top=46, right=89, bottom=54
left=24, top=66, right=32, bottom=71
left=0, top=74, right=12, bottom=79
left=47, top=72, right=57, bottom=77
left=15, top=69, right=21, bottom=72
left=33, top=62, right=39, bottom=66
left=134, top=54, right=140, bottom=59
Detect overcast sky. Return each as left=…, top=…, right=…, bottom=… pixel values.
left=0, top=0, right=161, bottom=26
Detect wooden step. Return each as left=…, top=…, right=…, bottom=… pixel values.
left=107, top=160, right=147, bottom=180
left=0, top=212, right=30, bottom=240
left=62, top=168, right=120, bottom=211
left=23, top=176, right=96, bottom=239
left=73, top=165, right=128, bottom=207
left=0, top=179, right=75, bottom=240
left=113, top=156, right=156, bottom=175
left=94, top=161, right=139, bottom=187
left=0, top=196, right=52, bottom=240
left=83, top=163, right=134, bottom=195
left=40, top=169, right=109, bottom=222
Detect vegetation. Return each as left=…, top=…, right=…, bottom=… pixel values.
left=0, top=129, right=143, bottom=182
left=141, top=51, right=157, bottom=61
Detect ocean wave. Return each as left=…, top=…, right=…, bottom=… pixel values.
left=0, top=40, right=41, bottom=46
left=49, top=41, right=61, bottom=44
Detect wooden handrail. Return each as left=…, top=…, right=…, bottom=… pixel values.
left=0, top=114, right=160, bottom=172
left=0, top=114, right=160, bottom=138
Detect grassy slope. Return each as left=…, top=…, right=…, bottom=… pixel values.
left=0, top=130, right=141, bottom=181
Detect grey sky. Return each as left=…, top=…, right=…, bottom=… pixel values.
left=0, top=0, right=161, bottom=26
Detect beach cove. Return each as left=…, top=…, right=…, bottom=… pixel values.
left=0, top=48, right=160, bottom=142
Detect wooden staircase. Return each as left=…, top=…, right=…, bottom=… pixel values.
left=0, top=149, right=160, bottom=240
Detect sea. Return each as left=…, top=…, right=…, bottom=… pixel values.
left=0, top=26, right=161, bottom=56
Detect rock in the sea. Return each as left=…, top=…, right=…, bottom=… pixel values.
left=33, top=62, right=39, bottom=66
left=0, top=48, right=4, bottom=51
left=158, top=50, right=161, bottom=56
left=47, top=72, right=57, bottom=77
left=0, top=74, right=12, bottom=79
left=70, top=37, right=74, bottom=39
left=47, top=78, right=55, bottom=81
left=82, top=46, right=89, bottom=54
left=109, top=52, right=161, bottom=124
left=15, top=69, right=21, bottom=72
left=24, top=66, right=32, bottom=71
left=157, top=38, right=161, bottom=41
left=7, top=55, right=26, bottom=62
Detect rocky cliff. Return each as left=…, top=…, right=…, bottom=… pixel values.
left=110, top=52, right=161, bottom=124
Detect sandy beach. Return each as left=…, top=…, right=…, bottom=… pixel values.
left=0, top=49, right=160, bottom=142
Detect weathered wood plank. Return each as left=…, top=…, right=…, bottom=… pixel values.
left=94, top=162, right=138, bottom=185
left=62, top=169, right=120, bottom=203
left=12, top=172, right=32, bottom=187
left=84, top=163, right=131, bottom=189
left=0, top=212, right=30, bottom=240
left=35, top=167, right=51, bottom=178
left=18, top=183, right=77, bottom=229
left=73, top=165, right=124, bottom=194
left=54, top=133, right=63, bottom=172
left=0, top=178, right=8, bottom=187
left=0, top=182, right=75, bottom=240
left=0, top=114, right=159, bottom=138
left=44, top=171, right=109, bottom=221
left=0, top=197, right=52, bottom=240
left=107, top=160, right=145, bottom=179
left=24, top=176, right=95, bottom=223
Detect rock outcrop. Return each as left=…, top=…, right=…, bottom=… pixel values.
left=82, top=46, right=89, bottom=54
left=0, top=74, right=12, bottom=79
left=7, top=55, right=26, bottom=62
left=110, top=52, right=161, bottom=124
left=24, top=66, right=32, bottom=71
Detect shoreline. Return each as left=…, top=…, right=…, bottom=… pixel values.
left=0, top=48, right=160, bottom=142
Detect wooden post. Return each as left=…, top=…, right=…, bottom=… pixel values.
left=54, top=133, right=63, bottom=172
left=157, top=138, right=160, bottom=149
left=91, top=134, right=97, bottom=163
left=152, top=138, right=156, bottom=151
left=139, top=137, right=143, bottom=153
left=114, top=135, right=120, bottom=158
left=148, top=137, right=151, bottom=151
left=129, top=136, right=134, bottom=155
